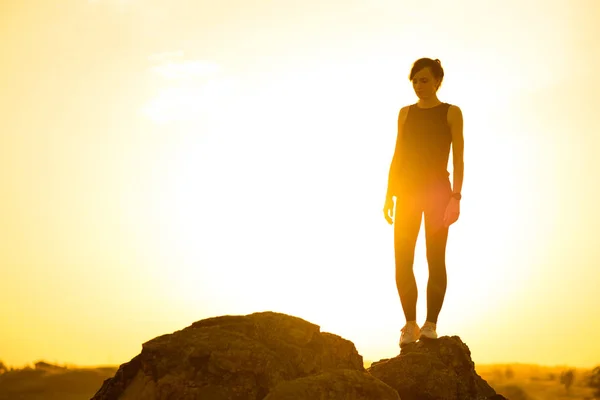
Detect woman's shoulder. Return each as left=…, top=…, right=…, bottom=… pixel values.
left=398, top=104, right=412, bottom=119
left=446, top=103, right=462, bottom=115
left=446, top=103, right=463, bottom=126
left=442, top=102, right=462, bottom=116
left=445, top=102, right=462, bottom=110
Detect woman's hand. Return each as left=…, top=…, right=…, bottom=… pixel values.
left=383, top=195, right=395, bottom=225
left=443, top=198, right=460, bottom=227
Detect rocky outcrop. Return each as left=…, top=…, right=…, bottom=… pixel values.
left=368, top=336, right=507, bottom=400
left=264, top=369, right=399, bottom=399
left=92, top=312, right=398, bottom=400
left=93, top=312, right=505, bottom=400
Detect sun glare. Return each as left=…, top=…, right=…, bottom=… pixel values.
left=141, top=57, right=235, bottom=125
left=3, top=0, right=600, bottom=371
left=128, top=33, right=564, bottom=367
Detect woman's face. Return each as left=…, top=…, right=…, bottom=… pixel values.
left=411, top=67, right=440, bottom=100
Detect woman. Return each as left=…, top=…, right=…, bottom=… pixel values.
left=383, top=58, right=464, bottom=348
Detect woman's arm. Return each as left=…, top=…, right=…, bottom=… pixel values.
left=386, top=106, right=409, bottom=199
left=448, top=105, right=464, bottom=195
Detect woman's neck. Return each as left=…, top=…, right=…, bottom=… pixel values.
left=417, top=97, right=442, bottom=109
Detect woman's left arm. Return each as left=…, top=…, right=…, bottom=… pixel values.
left=443, top=105, right=464, bottom=227
left=448, top=105, right=464, bottom=195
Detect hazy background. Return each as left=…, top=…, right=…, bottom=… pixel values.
left=1, top=0, right=599, bottom=368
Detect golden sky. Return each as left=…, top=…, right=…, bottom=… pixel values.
left=1, top=0, right=599, bottom=368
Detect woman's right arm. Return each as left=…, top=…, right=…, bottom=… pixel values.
left=386, top=106, right=408, bottom=199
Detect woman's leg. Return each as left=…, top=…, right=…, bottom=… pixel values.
left=423, top=181, right=452, bottom=324
left=394, top=193, right=423, bottom=322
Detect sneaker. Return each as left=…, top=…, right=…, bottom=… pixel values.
left=420, top=321, right=438, bottom=340
left=399, top=321, right=421, bottom=347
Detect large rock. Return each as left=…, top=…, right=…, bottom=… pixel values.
left=367, top=336, right=507, bottom=400
left=92, top=311, right=398, bottom=400
left=93, top=312, right=506, bottom=400
left=264, top=369, right=399, bottom=399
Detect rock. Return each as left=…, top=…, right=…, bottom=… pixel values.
left=264, top=369, right=399, bottom=400
left=92, top=311, right=397, bottom=400
left=367, top=336, right=507, bottom=400
left=92, top=312, right=506, bottom=400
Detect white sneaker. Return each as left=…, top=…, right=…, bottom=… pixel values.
left=420, top=321, right=438, bottom=339
left=399, top=321, right=420, bottom=347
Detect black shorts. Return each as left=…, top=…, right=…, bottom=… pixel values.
left=393, top=178, right=452, bottom=240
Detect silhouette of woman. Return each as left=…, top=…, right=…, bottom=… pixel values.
left=383, top=58, right=464, bottom=348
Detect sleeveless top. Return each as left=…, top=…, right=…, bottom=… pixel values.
left=397, top=102, right=452, bottom=191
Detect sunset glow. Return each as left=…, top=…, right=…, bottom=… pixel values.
left=1, top=0, right=599, bottom=369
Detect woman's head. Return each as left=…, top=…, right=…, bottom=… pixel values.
left=409, top=58, right=444, bottom=100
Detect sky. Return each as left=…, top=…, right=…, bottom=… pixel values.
left=1, top=0, right=600, bottom=369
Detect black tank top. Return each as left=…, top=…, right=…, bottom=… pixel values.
left=398, top=102, right=452, bottom=190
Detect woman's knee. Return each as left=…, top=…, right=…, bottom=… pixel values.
left=426, top=249, right=446, bottom=266
left=427, top=261, right=447, bottom=283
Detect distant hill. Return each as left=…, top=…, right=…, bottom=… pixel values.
left=0, top=362, right=117, bottom=400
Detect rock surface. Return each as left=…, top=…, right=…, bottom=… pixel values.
left=368, top=336, right=507, bottom=400
left=263, top=369, right=399, bottom=400
left=93, top=312, right=505, bottom=400
left=92, top=311, right=398, bottom=400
